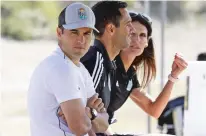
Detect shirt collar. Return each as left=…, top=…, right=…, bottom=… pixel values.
left=55, top=46, right=82, bottom=68
left=94, top=39, right=116, bottom=71
left=115, top=54, right=136, bottom=79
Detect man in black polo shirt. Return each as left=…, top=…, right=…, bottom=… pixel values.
left=81, top=1, right=135, bottom=110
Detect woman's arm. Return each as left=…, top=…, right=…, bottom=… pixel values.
left=130, top=53, right=188, bottom=118
left=130, top=80, right=174, bottom=118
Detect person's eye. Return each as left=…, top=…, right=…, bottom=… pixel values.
left=140, top=33, right=147, bottom=37
left=85, top=32, right=91, bottom=36
left=71, top=31, right=78, bottom=35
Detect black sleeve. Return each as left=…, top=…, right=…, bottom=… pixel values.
left=132, top=73, right=141, bottom=90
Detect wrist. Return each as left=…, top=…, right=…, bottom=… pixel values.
left=168, top=74, right=179, bottom=83
left=170, top=72, right=179, bottom=79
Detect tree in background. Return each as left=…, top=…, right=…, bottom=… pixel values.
left=1, top=1, right=60, bottom=40
left=1, top=1, right=206, bottom=41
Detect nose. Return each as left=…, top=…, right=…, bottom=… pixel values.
left=131, top=37, right=139, bottom=45
left=131, top=34, right=141, bottom=44
left=77, top=35, right=85, bottom=44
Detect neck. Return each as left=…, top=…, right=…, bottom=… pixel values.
left=59, top=46, right=80, bottom=67
left=65, top=54, right=80, bottom=67
left=96, top=37, right=120, bottom=61
left=70, top=58, right=80, bottom=66
left=120, top=51, right=136, bottom=72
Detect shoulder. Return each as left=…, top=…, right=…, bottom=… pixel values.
left=41, top=54, right=79, bottom=82
left=81, top=46, right=104, bottom=75
left=81, top=46, right=102, bottom=63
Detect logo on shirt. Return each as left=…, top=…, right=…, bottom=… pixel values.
left=116, top=81, right=119, bottom=87
left=126, top=79, right=133, bottom=91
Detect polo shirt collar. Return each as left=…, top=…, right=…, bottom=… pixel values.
left=115, top=54, right=136, bottom=79
left=94, top=39, right=116, bottom=71
left=55, top=46, right=82, bottom=68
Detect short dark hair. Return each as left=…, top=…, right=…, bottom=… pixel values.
left=92, top=1, right=128, bottom=37
left=197, top=52, right=206, bottom=61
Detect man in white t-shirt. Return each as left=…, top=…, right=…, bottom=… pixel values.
left=28, top=3, right=109, bottom=136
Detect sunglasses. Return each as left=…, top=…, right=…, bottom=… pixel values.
left=130, top=12, right=152, bottom=25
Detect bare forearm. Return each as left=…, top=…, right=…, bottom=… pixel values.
left=130, top=53, right=187, bottom=118
left=151, top=53, right=188, bottom=117
left=130, top=81, right=174, bottom=119
left=151, top=80, right=174, bottom=118
left=68, top=116, right=92, bottom=136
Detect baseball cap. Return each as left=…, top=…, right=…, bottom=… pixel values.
left=58, top=2, right=99, bottom=33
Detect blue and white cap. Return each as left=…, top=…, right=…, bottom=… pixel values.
left=58, top=2, right=99, bottom=33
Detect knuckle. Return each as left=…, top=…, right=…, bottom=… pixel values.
left=99, top=103, right=104, bottom=108
left=98, top=98, right=102, bottom=102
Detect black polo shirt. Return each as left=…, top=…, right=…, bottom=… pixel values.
left=107, top=54, right=140, bottom=123
left=81, top=39, right=116, bottom=108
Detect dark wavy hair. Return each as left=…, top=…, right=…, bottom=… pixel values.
left=130, top=12, right=156, bottom=88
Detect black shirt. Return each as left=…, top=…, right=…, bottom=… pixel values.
left=107, top=54, right=140, bottom=123
left=81, top=39, right=116, bottom=108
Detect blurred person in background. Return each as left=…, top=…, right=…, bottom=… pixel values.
left=106, top=12, right=188, bottom=135
left=28, top=3, right=109, bottom=136
left=197, top=52, right=206, bottom=61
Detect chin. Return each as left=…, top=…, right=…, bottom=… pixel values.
left=131, top=50, right=142, bottom=56
left=74, top=51, right=85, bottom=57
left=136, top=53, right=142, bottom=57
left=80, top=52, right=86, bottom=57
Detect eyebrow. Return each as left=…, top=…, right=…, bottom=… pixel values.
left=70, top=29, right=78, bottom=32
left=70, top=29, right=92, bottom=34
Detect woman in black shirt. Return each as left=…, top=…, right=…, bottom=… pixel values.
left=107, top=12, right=188, bottom=126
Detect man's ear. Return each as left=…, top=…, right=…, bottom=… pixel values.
left=105, top=23, right=116, bottom=36
left=56, top=27, right=63, bottom=39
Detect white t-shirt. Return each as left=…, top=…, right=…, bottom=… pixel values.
left=28, top=47, right=95, bottom=136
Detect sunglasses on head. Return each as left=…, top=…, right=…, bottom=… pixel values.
left=130, top=12, right=152, bottom=25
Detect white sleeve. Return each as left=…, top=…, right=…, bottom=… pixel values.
left=46, top=66, right=82, bottom=104
left=85, top=69, right=95, bottom=99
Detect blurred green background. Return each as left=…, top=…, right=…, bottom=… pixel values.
left=1, top=1, right=206, bottom=40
